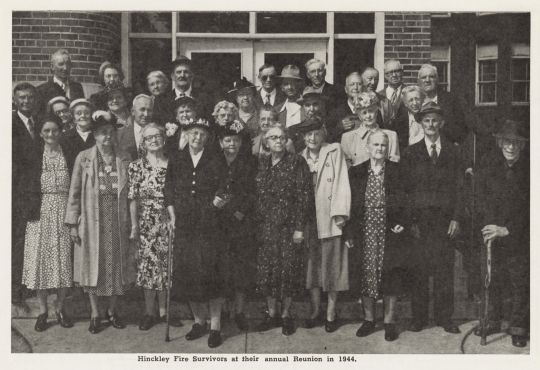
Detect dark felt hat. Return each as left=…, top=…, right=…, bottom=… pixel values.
left=493, top=119, right=529, bottom=141
left=228, top=77, right=257, bottom=94
left=91, top=114, right=124, bottom=132
left=181, top=117, right=212, bottom=133
left=217, top=120, right=246, bottom=138
left=98, top=81, right=130, bottom=97
left=295, top=116, right=324, bottom=135
left=415, top=101, right=444, bottom=121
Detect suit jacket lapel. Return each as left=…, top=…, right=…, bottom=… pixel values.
left=80, top=146, right=97, bottom=182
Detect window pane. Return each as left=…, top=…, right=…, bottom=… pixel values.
left=512, top=82, right=530, bottom=102
left=257, top=13, right=326, bottom=33
left=131, top=12, right=171, bottom=33
left=179, top=12, right=249, bottom=33
left=438, top=83, right=448, bottom=92
left=479, top=60, right=497, bottom=82
left=511, top=43, right=530, bottom=57
left=431, top=45, right=449, bottom=60
left=432, top=62, right=448, bottom=84
left=477, top=44, right=498, bottom=59
left=131, top=39, right=172, bottom=95
left=190, top=53, right=242, bottom=97
left=479, top=83, right=496, bottom=103
left=264, top=53, right=315, bottom=80
left=334, top=39, right=375, bottom=86
left=334, top=13, right=374, bottom=34
left=512, top=59, right=530, bottom=81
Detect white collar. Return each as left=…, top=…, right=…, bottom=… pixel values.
left=17, top=110, right=30, bottom=125
left=260, top=88, right=276, bottom=99
left=424, top=136, right=441, bottom=151
left=76, top=127, right=91, bottom=141
left=54, top=76, right=69, bottom=88
left=175, top=85, right=193, bottom=98
left=190, top=148, right=204, bottom=167
left=408, top=111, right=417, bottom=122
left=423, top=94, right=438, bottom=104
left=312, top=82, right=325, bottom=93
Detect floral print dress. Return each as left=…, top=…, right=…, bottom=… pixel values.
left=128, top=157, right=170, bottom=290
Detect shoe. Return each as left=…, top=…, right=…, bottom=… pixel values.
left=384, top=323, right=398, bottom=341
left=474, top=322, right=502, bottom=337
left=356, top=320, right=376, bottom=337
left=139, top=314, right=155, bottom=331
left=161, top=315, right=184, bottom=328
left=439, top=323, right=461, bottom=334
left=208, top=330, right=223, bottom=348
left=34, top=313, right=48, bottom=332
left=324, top=313, right=339, bottom=333
left=407, top=320, right=426, bottom=332
left=302, top=311, right=325, bottom=329
left=186, top=323, right=207, bottom=341
left=512, top=335, right=527, bottom=348
left=234, top=313, right=248, bottom=331
left=282, top=317, right=295, bottom=336
left=89, top=317, right=101, bottom=334
left=255, top=312, right=280, bottom=332
left=106, top=313, right=126, bottom=329
left=55, top=310, right=74, bottom=328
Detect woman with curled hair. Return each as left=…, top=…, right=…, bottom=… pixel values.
left=212, top=100, right=251, bottom=156
left=296, top=117, right=351, bottom=333
left=251, top=105, right=295, bottom=157
left=255, top=126, right=313, bottom=336
left=344, top=129, right=409, bottom=342
left=89, top=61, right=126, bottom=110
left=147, top=71, right=170, bottom=126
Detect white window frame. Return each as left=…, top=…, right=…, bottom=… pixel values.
left=431, top=45, right=451, bottom=92
left=511, top=43, right=530, bottom=105
left=476, top=44, right=498, bottom=106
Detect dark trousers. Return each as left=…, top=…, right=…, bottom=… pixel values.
left=12, top=213, right=26, bottom=287
left=481, top=245, right=529, bottom=336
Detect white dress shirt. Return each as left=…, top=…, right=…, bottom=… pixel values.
left=260, top=88, right=277, bottom=106
left=191, top=148, right=204, bottom=168
left=134, top=122, right=143, bottom=150
left=54, top=76, right=71, bottom=99
left=76, top=127, right=91, bottom=142
left=17, top=111, right=35, bottom=139
left=423, top=94, right=438, bottom=105
left=280, top=100, right=302, bottom=127
left=408, top=112, right=424, bottom=145
left=175, top=85, right=193, bottom=99
left=424, top=136, right=441, bottom=157
left=311, top=82, right=326, bottom=94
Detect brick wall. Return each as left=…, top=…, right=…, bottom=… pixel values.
left=384, top=12, right=431, bottom=85
left=12, top=11, right=121, bottom=86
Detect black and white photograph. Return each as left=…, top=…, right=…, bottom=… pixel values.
left=8, top=3, right=537, bottom=365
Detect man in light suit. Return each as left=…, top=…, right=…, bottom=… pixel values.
left=12, top=83, right=41, bottom=305
left=377, top=60, right=404, bottom=111
left=117, top=94, right=154, bottom=160
left=401, top=102, right=463, bottom=335
left=361, top=67, right=395, bottom=127
left=254, top=63, right=287, bottom=109
left=275, top=65, right=305, bottom=128
left=37, top=49, right=85, bottom=116
left=418, top=64, right=467, bottom=145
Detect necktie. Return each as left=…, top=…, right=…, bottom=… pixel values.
left=176, top=92, right=185, bottom=100
left=430, top=143, right=438, bottom=165
left=390, top=90, right=397, bottom=106
left=28, top=117, right=35, bottom=140
left=265, top=94, right=271, bottom=105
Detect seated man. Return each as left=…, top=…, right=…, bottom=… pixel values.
left=476, top=119, right=529, bottom=348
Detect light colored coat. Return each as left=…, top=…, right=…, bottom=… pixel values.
left=65, top=146, right=135, bottom=287
left=341, top=126, right=400, bottom=168
left=300, top=142, right=351, bottom=239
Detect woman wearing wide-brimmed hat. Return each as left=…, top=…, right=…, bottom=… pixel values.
left=228, top=77, right=260, bottom=138
left=65, top=114, right=136, bottom=334
left=98, top=81, right=133, bottom=128
left=475, top=119, right=530, bottom=348
left=163, top=117, right=227, bottom=348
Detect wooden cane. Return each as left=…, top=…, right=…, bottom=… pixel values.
left=165, top=226, right=173, bottom=342
left=480, top=239, right=492, bottom=346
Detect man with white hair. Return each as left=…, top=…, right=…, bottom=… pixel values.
left=417, top=64, right=467, bottom=145
left=392, top=85, right=426, bottom=151
left=117, top=94, right=155, bottom=159
left=305, top=58, right=341, bottom=109
left=37, top=49, right=85, bottom=115
left=377, top=60, right=404, bottom=111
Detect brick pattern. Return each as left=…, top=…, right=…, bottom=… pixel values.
left=384, top=12, right=431, bottom=85
left=12, top=11, right=121, bottom=84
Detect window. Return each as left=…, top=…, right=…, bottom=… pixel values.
left=511, top=43, right=530, bottom=104
left=178, top=12, right=249, bottom=33
left=431, top=12, right=451, bottom=18
left=431, top=45, right=450, bottom=92
left=334, top=13, right=375, bottom=34
left=476, top=44, right=498, bottom=105
left=256, top=13, right=326, bottom=33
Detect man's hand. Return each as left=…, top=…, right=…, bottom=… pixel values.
left=481, top=225, right=509, bottom=243
left=341, top=116, right=356, bottom=131
left=447, top=220, right=460, bottom=239
left=70, top=226, right=81, bottom=245
left=411, top=224, right=420, bottom=239
left=213, top=196, right=226, bottom=209
left=344, top=239, right=354, bottom=249
left=391, top=225, right=404, bottom=234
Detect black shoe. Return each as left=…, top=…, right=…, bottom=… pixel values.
left=439, top=323, right=461, bottom=334
left=161, top=315, right=184, bottom=328
left=89, top=317, right=101, bottom=334
left=302, top=311, right=325, bottom=329
left=324, top=315, right=339, bottom=333
left=474, top=322, right=502, bottom=337
left=106, top=313, right=126, bottom=329
left=407, top=320, right=426, bottom=333
left=208, top=330, right=223, bottom=348
left=255, top=312, right=280, bottom=332
left=186, top=323, right=207, bottom=341
left=512, top=335, right=527, bottom=348
left=356, top=320, right=376, bottom=337
left=56, top=310, right=74, bottom=328
left=384, top=323, right=398, bottom=341
left=34, top=313, right=48, bottom=332
left=234, top=313, right=248, bottom=331
left=139, top=314, right=155, bottom=331
left=282, top=317, right=295, bottom=336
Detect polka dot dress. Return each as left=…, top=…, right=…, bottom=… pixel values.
left=360, top=165, right=387, bottom=299
left=22, top=151, right=72, bottom=290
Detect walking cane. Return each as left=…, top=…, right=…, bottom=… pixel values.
left=165, top=226, right=173, bottom=342
left=480, top=239, right=492, bottom=346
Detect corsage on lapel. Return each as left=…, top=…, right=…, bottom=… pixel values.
left=165, top=122, right=179, bottom=137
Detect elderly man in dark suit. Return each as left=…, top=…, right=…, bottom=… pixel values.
left=37, top=49, right=85, bottom=116
left=254, top=63, right=287, bottom=109
left=401, top=102, right=463, bottom=334
left=305, top=59, right=341, bottom=109
left=418, top=64, right=467, bottom=145
left=377, top=60, right=404, bottom=111
left=392, top=85, right=425, bottom=152
left=12, top=83, right=41, bottom=305
left=476, top=119, right=530, bottom=348
left=117, top=94, right=154, bottom=160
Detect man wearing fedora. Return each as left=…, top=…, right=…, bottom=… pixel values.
left=401, top=101, right=464, bottom=335
left=255, top=63, right=287, bottom=109
left=275, top=65, right=305, bottom=128
left=475, top=119, right=530, bottom=348
left=305, top=59, right=341, bottom=109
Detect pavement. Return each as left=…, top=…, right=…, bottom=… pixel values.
left=11, top=317, right=530, bottom=355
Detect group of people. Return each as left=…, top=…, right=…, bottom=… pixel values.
left=12, top=48, right=529, bottom=349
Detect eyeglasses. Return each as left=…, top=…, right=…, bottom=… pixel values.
left=260, top=75, right=276, bottom=82
left=143, top=134, right=163, bottom=142
left=385, top=69, right=403, bottom=76
left=54, top=109, right=69, bottom=115
left=266, top=135, right=286, bottom=142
